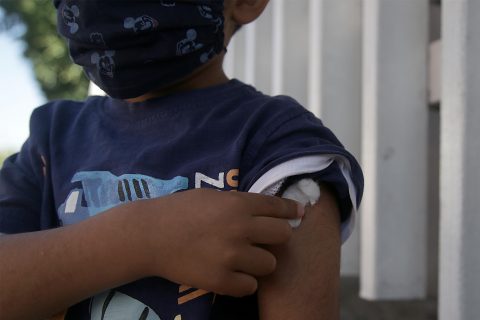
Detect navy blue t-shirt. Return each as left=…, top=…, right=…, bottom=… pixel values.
left=0, top=79, right=363, bottom=319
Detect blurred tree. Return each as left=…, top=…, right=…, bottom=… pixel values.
left=0, top=0, right=88, bottom=100
left=0, top=150, right=13, bottom=168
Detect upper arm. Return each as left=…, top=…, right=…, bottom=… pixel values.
left=257, top=184, right=341, bottom=320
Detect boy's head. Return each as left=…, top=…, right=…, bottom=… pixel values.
left=54, top=0, right=269, bottom=101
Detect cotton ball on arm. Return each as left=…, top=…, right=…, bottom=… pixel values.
left=281, top=178, right=320, bottom=228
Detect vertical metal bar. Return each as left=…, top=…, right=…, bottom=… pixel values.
left=360, top=0, right=429, bottom=299
left=440, top=0, right=480, bottom=318
left=282, top=0, right=309, bottom=106
left=244, top=23, right=257, bottom=86
left=224, top=35, right=236, bottom=79
left=309, top=0, right=362, bottom=276
left=271, top=0, right=285, bottom=95
left=231, top=27, right=248, bottom=81
left=308, top=0, right=322, bottom=116
left=253, top=3, right=274, bottom=94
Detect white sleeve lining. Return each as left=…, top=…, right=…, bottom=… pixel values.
left=247, top=155, right=358, bottom=243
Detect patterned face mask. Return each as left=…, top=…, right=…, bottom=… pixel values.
left=54, top=0, right=225, bottom=99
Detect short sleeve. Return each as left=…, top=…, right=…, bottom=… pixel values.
left=0, top=104, right=59, bottom=234
left=239, top=108, right=364, bottom=242
left=0, top=140, right=44, bottom=234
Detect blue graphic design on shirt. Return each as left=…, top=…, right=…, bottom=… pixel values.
left=0, top=80, right=364, bottom=319
left=58, top=171, right=188, bottom=225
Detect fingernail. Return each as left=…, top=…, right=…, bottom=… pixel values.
left=297, top=202, right=305, bottom=217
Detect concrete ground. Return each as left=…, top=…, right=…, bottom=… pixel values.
left=340, top=277, right=437, bottom=320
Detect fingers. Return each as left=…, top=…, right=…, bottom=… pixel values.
left=218, top=272, right=258, bottom=297
left=246, top=193, right=304, bottom=219
left=248, top=216, right=293, bottom=245
left=208, top=246, right=278, bottom=297
left=229, top=245, right=278, bottom=277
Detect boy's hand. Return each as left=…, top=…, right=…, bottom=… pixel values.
left=1, top=189, right=300, bottom=318
left=132, top=189, right=303, bottom=297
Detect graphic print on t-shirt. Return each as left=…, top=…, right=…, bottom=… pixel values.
left=57, top=171, right=188, bottom=225
left=91, top=291, right=161, bottom=320
left=57, top=171, right=221, bottom=319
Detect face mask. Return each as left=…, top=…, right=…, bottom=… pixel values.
left=54, top=0, right=225, bottom=99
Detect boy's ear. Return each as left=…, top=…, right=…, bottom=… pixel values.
left=229, top=0, right=270, bottom=25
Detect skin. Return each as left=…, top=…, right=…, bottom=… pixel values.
left=0, top=1, right=342, bottom=319
left=258, top=184, right=341, bottom=320
left=0, top=190, right=302, bottom=319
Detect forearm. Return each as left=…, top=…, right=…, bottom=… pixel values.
left=258, top=185, right=341, bottom=320
left=0, top=204, right=147, bottom=319
left=0, top=188, right=304, bottom=319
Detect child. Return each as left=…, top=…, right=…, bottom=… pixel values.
left=0, top=0, right=363, bottom=319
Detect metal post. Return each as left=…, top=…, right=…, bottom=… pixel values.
left=309, top=0, right=362, bottom=276
left=252, top=5, right=273, bottom=94
left=439, top=0, right=480, bottom=318
left=223, top=34, right=236, bottom=79
left=271, top=0, right=285, bottom=96
left=360, top=0, right=429, bottom=299
left=244, top=23, right=257, bottom=86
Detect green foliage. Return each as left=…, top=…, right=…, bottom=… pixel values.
left=0, top=150, right=14, bottom=168
left=0, top=0, right=88, bottom=100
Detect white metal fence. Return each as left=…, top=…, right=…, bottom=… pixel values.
left=223, top=0, right=480, bottom=319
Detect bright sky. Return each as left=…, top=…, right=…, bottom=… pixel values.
left=0, top=33, right=46, bottom=152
